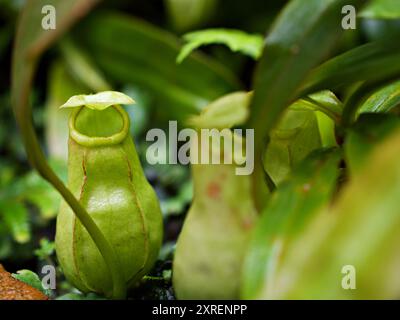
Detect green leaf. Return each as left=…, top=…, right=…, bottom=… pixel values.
left=264, top=91, right=339, bottom=185
left=242, top=148, right=341, bottom=299
left=0, top=200, right=30, bottom=244
left=246, top=0, right=363, bottom=209
left=344, top=113, right=400, bottom=176
left=75, top=12, right=241, bottom=122
left=34, top=238, right=56, bottom=261
left=12, top=269, right=51, bottom=296
left=316, top=111, right=337, bottom=148
left=263, top=107, right=324, bottom=185
left=187, top=91, right=251, bottom=129
left=248, top=0, right=363, bottom=147
left=299, top=40, right=400, bottom=96
left=60, top=91, right=135, bottom=110
left=360, top=0, right=400, bottom=19
left=292, top=90, right=343, bottom=123
left=269, top=129, right=400, bottom=299
left=358, top=79, right=400, bottom=114
left=177, top=29, right=264, bottom=63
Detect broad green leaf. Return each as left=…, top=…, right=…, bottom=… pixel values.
left=246, top=0, right=363, bottom=208
left=187, top=91, right=252, bottom=129
left=342, top=77, right=400, bottom=126
left=0, top=200, right=30, bottom=244
left=75, top=12, right=241, bottom=122
left=292, top=91, right=340, bottom=148
left=299, top=40, right=400, bottom=96
left=360, top=0, right=400, bottom=19
left=242, top=148, right=341, bottom=299
left=292, top=90, right=343, bottom=123
left=60, top=91, right=135, bottom=110
left=264, top=108, right=323, bottom=185
left=269, top=130, right=400, bottom=299
left=248, top=0, right=363, bottom=148
left=344, top=113, right=400, bottom=176
left=177, top=29, right=264, bottom=63
left=12, top=269, right=51, bottom=296
left=358, top=79, right=400, bottom=114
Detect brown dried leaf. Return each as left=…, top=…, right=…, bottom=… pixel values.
left=0, top=265, right=48, bottom=300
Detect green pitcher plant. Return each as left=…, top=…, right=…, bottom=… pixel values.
left=173, top=129, right=258, bottom=299
left=54, top=91, right=163, bottom=298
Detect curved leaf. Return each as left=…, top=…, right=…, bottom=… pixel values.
left=292, top=90, right=343, bottom=123
left=263, top=108, right=324, bottom=185
left=177, top=29, right=264, bottom=63
left=269, top=129, right=400, bottom=299
left=248, top=0, right=363, bottom=147
left=242, top=148, right=341, bottom=299
left=245, top=0, right=363, bottom=209
left=358, top=79, right=400, bottom=114
left=299, top=40, right=400, bottom=96
left=12, top=270, right=51, bottom=296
